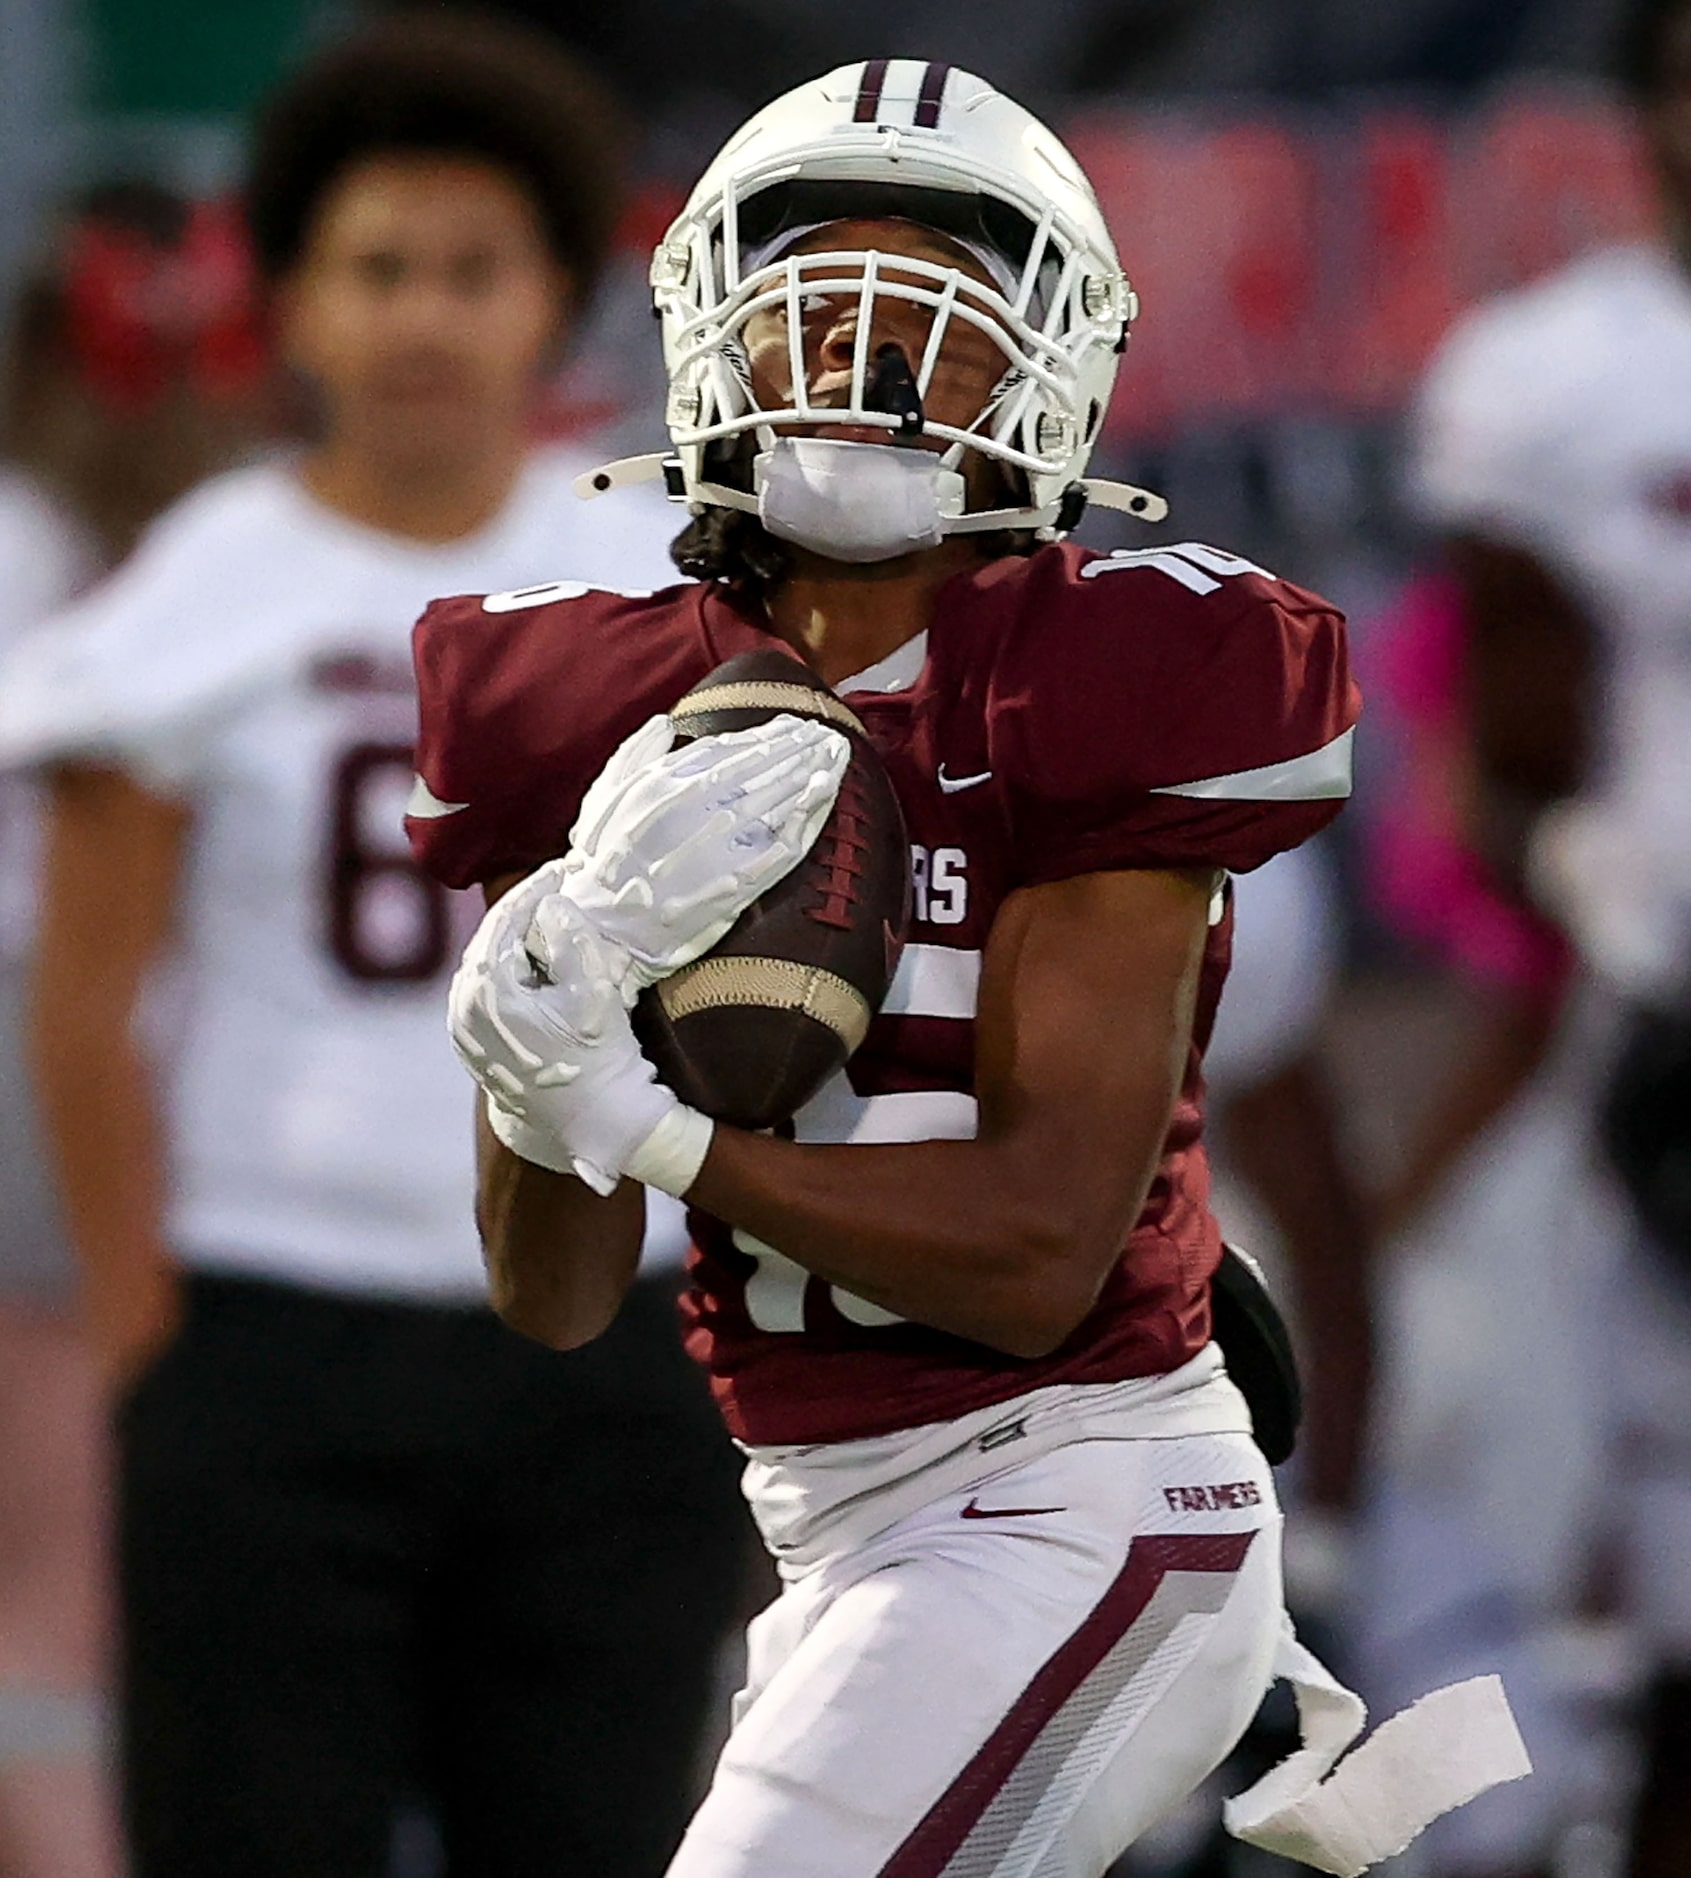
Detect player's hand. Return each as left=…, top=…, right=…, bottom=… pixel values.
left=449, top=890, right=711, bottom=1197
left=538, top=711, right=849, bottom=993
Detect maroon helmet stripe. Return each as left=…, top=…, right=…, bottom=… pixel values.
left=913, top=61, right=953, bottom=129
left=878, top=1531, right=1256, bottom=1876
left=853, top=58, right=890, bottom=122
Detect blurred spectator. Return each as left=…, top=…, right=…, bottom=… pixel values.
left=1, top=179, right=263, bottom=1878
left=1364, top=572, right=1578, bottom=1239
left=0, top=15, right=745, bottom=1876
left=1350, top=572, right=1610, bottom=1878
left=1361, top=0, right=1691, bottom=1870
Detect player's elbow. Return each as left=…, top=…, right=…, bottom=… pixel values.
left=483, top=1243, right=626, bottom=1350
left=991, top=1216, right=1117, bottom=1359
left=996, top=1276, right=1101, bottom=1360
left=990, top=1308, right=1075, bottom=1361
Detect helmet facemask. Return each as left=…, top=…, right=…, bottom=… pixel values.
left=654, top=174, right=1132, bottom=546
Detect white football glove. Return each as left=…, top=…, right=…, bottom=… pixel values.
left=449, top=709, right=849, bottom=1193
left=532, top=711, right=849, bottom=997
left=450, top=888, right=707, bottom=1195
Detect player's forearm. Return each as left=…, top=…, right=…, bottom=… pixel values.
left=688, top=874, right=1204, bottom=1359
left=1375, top=993, right=1561, bottom=1240
left=688, top=1125, right=1156, bottom=1359
left=1447, top=534, right=1596, bottom=890
left=475, top=1110, right=645, bottom=1347
left=29, top=997, right=176, bottom=1311
left=31, top=764, right=189, bottom=1366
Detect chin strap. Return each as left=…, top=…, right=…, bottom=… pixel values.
left=945, top=476, right=1169, bottom=539
left=572, top=454, right=679, bottom=501
left=1077, top=478, right=1169, bottom=524
left=571, top=452, right=1172, bottom=538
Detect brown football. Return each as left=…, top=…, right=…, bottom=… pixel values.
left=632, top=650, right=911, bottom=1131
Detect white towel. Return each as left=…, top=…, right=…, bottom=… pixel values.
left=1224, top=1620, right=1533, bottom=1876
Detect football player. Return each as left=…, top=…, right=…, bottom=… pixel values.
left=412, top=61, right=1526, bottom=1877
left=0, top=17, right=753, bottom=1878
left=1385, top=0, right=1691, bottom=1871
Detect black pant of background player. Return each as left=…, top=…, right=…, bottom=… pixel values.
left=117, top=1269, right=748, bottom=1878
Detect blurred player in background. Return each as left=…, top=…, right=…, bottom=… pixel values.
left=0, top=181, right=263, bottom=1878
left=414, top=61, right=1522, bottom=1878
left=0, top=16, right=746, bottom=1876
left=1380, top=0, right=1691, bottom=1870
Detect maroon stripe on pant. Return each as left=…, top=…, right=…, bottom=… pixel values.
left=853, top=58, right=890, bottom=122
left=913, top=62, right=953, bottom=129
left=878, top=1531, right=1255, bottom=1878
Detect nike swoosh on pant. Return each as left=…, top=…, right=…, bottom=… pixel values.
left=959, top=1497, right=1066, bottom=1520
left=937, top=767, right=992, bottom=794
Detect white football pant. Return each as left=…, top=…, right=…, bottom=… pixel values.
left=668, top=1408, right=1282, bottom=1878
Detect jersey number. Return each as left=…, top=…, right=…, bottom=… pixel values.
left=327, top=741, right=452, bottom=984
left=1079, top=541, right=1272, bottom=594
left=735, top=1229, right=906, bottom=1333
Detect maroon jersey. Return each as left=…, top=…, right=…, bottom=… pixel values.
left=409, top=542, right=1358, bottom=1445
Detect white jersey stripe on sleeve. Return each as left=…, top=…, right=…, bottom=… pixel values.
left=882, top=943, right=981, bottom=1021
left=405, top=774, right=471, bottom=820
left=1149, top=725, right=1353, bottom=802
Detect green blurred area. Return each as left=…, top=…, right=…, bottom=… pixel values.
left=72, top=0, right=355, bottom=186
left=80, top=0, right=341, bottom=117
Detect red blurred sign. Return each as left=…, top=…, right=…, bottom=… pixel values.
left=1066, top=86, right=1654, bottom=439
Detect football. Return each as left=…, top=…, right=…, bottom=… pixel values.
left=632, top=650, right=911, bottom=1130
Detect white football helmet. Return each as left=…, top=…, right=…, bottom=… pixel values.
left=578, top=60, right=1165, bottom=547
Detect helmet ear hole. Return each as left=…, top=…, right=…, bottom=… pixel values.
left=1085, top=399, right=1102, bottom=443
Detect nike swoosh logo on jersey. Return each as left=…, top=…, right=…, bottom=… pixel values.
left=959, top=1496, right=1065, bottom=1520
left=406, top=774, right=470, bottom=819
left=937, top=765, right=992, bottom=793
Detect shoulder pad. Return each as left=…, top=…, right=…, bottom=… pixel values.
left=408, top=579, right=704, bottom=890
left=987, top=542, right=1358, bottom=883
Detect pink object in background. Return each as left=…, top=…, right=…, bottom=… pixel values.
left=1366, top=572, right=1573, bottom=1009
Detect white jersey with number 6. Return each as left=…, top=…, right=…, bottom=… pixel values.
left=0, top=447, right=678, bottom=1299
